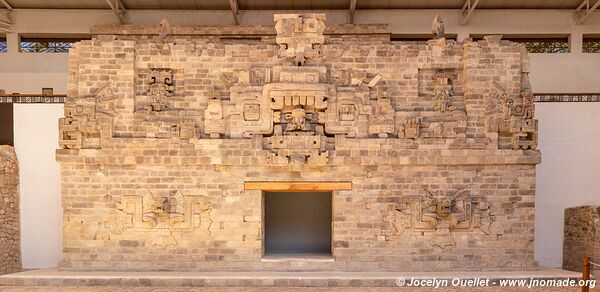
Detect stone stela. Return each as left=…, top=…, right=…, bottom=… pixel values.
left=56, top=14, right=540, bottom=271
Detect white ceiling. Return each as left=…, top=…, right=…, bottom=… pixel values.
left=0, top=0, right=589, bottom=10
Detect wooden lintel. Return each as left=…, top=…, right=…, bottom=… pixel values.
left=244, top=181, right=352, bottom=192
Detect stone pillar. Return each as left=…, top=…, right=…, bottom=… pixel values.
left=563, top=206, right=600, bottom=278
left=0, top=145, right=21, bottom=274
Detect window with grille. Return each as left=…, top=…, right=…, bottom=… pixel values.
left=19, top=38, right=84, bottom=53
left=509, top=38, right=570, bottom=53
left=0, top=37, right=6, bottom=53
left=471, top=35, right=570, bottom=53
left=391, top=34, right=457, bottom=42
left=583, top=37, right=600, bottom=53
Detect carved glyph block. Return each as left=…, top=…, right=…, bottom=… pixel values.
left=112, top=190, right=213, bottom=248
left=273, top=13, right=326, bottom=64
left=148, top=69, right=175, bottom=111
left=383, top=189, right=496, bottom=248
left=204, top=99, right=225, bottom=138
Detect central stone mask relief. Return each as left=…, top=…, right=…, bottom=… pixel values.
left=203, top=14, right=399, bottom=165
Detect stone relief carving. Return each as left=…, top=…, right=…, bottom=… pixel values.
left=382, top=189, right=496, bottom=248
left=264, top=67, right=332, bottom=164
left=148, top=69, right=175, bottom=111
left=433, top=75, right=452, bottom=112
left=215, top=15, right=390, bottom=164
left=432, top=15, right=444, bottom=39
left=487, top=81, right=538, bottom=150
left=368, top=93, right=395, bottom=138
left=177, top=119, right=196, bottom=140
left=151, top=18, right=174, bottom=53
left=159, top=18, right=172, bottom=42
left=112, top=190, right=212, bottom=248
left=204, top=94, right=226, bottom=138
left=399, top=118, right=421, bottom=139
left=59, top=13, right=539, bottom=160
left=59, top=82, right=116, bottom=149
left=274, top=13, right=325, bottom=65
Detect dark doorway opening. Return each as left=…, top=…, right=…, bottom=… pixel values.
left=264, top=191, right=332, bottom=256
left=0, top=103, right=13, bottom=146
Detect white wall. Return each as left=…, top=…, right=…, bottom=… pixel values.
left=535, top=103, right=600, bottom=267
left=13, top=104, right=64, bottom=268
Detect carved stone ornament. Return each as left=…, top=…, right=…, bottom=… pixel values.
left=204, top=95, right=225, bottom=139
left=432, top=15, right=444, bottom=39
left=178, top=119, right=196, bottom=140
left=368, top=92, right=395, bottom=138
left=400, top=118, right=421, bottom=139
left=59, top=82, right=116, bottom=149
left=487, top=81, right=538, bottom=150
left=159, top=18, right=172, bottom=42
left=148, top=69, right=175, bottom=111
left=274, top=13, right=326, bottom=65
left=433, top=76, right=452, bottom=112
left=111, top=190, right=213, bottom=248
left=382, top=189, right=496, bottom=248
left=58, top=13, right=538, bottom=158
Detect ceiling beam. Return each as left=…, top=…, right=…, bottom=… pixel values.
left=349, top=0, right=357, bottom=24
left=0, top=0, right=12, bottom=12
left=0, top=4, right=12, bottom=31
left=228, top=0, right=239, bottom=25
left=104, top=0, right=126, bottom=24
left=461, top=0, right=479, bottom=24
left=575, top=0, right=600, bottom=24
left=0, top=16, right=10, bottom=32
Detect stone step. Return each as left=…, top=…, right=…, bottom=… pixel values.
left=0, top=268, right=585, bottom=289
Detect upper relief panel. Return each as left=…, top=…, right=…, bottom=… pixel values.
left=274, top=13, right=325, bottom=66
left=59, top=14, right=538, bottom=163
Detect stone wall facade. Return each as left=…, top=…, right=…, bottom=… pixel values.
left=57, top=14, right=540, bottom=271
left=0, top=145, right=21, bottom=274
left=563, top=206, right=600, bottom=278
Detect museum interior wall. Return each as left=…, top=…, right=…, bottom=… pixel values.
left=0, top=9, right=598, bottom=269
left=12, top=104, right=64, bottom=268
left=535, top=102, right=600, bottom=267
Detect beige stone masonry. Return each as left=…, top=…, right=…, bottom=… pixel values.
left=563, top=206, right=600, bottom=278
left=56, top=13, right=540, bottom=272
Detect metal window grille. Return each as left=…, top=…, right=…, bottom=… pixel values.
left=0, top=38, right=6, bottom=53
left=507, top=38, right=570, bottom=53
left=583, top=38, right=600, bottom=53
left=391, top=36, right=457, bottom=42
left=19, top=38, right=83, bottom=53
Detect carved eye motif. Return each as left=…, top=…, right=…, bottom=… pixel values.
left=243, top=104, right=261, bottom=121
left=303, top=19, right=320, bottom=33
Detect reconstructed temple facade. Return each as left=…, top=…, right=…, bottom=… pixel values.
left=57, top=14, right=540, bottom=271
